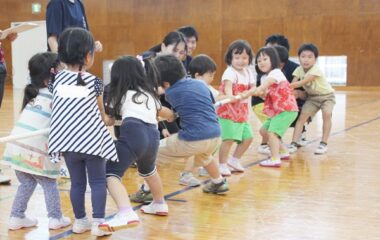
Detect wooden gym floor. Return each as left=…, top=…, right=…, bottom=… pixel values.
left=1, top=84, right=380, bottom=240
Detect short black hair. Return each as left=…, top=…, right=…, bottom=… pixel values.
left=298, top=43, right=319, bottom=58
left=255, top=47, right=281, bottom=74
left=265, top=34, right=290, bottom=51
left=273, top=45, right=289, bottom=64
left=154, top=55, right=186, bottom=86
left=224, top=40, right=254, bottom=65
left=188, top=54, right=216, bottom=78
left=177, top=25, right=198, bottom=41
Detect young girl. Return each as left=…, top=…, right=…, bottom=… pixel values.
left=2, top=52, right=71, bottom=230
left=249, top=47, right=298, bottom=167
left=105, top=56, right=174, bottom=221
left=217, top=40, right=256, bottom=176
left=48, top=27, right=116, bottom=236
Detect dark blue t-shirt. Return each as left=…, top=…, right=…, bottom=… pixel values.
left=165, top=78, right=221, bottom=141
left=46, top=0, right=88, bottom=37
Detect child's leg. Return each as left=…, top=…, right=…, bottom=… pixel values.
left=291, top=112, right=312, bottom=144
left=219, top=140, right=234, bottom=164
left=35, top=176, right=62, bottom=219
left=144, top=172, right=165, bottom=203
left=232, top=138, right=253, bottom=159
left=268, top=132, right=281, bottom=160
left=183, top=157, right=194, bottom=172
left=107, top=176, right=132, bottom=210
left=10, top=171, right=37, bottom=218
left=321, top=109, right=333, bottom=143
left=63, top=152, right=87, bottom=220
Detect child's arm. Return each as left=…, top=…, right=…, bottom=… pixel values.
left=158, top=106, right=175, bottom=122
left=97, top=95, right=114, bottom=126
left=290, top=75, right=316, bottom=89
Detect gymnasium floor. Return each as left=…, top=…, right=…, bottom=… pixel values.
left=1, top=85, right=380, bottom=240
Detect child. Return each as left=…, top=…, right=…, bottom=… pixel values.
left=289, top=43, right=335, bottom=154
left=104, top=56, right=174, bottom=225
left=2, top=52, right=71, bottom=230
left=130, top=55, right=229, bottom=206
left=48, top=28, right=116, bottom=236
left=217, top=40, right=256, bottom=176
left=248, top=47, right=298, bottom=167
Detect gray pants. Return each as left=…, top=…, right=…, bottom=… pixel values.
left=11, top=170, right=62, bottom=219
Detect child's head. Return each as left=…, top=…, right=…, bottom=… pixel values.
left=273, top=45, right=289, bottom=69
left=154, top=54, right=186, bottom=88
left=224, top=40, right=254, bottom=71
left=255, top=47, right=281, bottom=74
left=188, top=54, right=216, bottom=85
left=23, top=52, right=59, bottom=109
left=265, top=34, right=290, bottom=51
left=177, top=25, right=198, bottom=56
left=150, top=31, right=186, bottom=59
left=298, top=43, right=319, bottom=70
left=58, top=27, right=95, bottom=85
left=108, top=56, right=160, bottom=116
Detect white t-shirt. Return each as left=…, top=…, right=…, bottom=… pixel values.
left=261, top=69, right=287, bottom=84
left=221, top=66, right=255, bottom=104
left=120, top=90, right=160, bottom=125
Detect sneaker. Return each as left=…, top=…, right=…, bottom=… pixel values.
left=202, top=179, right=229, bottom=194
left=259, top=159, right=281, bottom=168
left=141, top=202, right=168, bottom=216
left=49, top=216, right=71, bottom=230
left=179, top=172, right=201, bottom=187
left=297, top=132, right=308, bottom=147
left=315, top=142, right=328, bottom=155
left=59, top=165, right=70, bottom=179
left=130, top=185, right=153, bottom=203
left=280, top=152, right=290, bottom=161
left=257, top=144, right=271, bottom=155
left=105, top=211, right=140, bottom=228
left=227, top=158, right=245, bottom=172
left=0, top=171, right=11, bottom=184
left=219, top=164, right=231, bottom=177
left=198, top=167, right=209, bottom=177
left=8, top=216, right=38, bottom=230
left=288, top=142, right=299, bottom=154
left=91, top=222, right=113, bottom=236
left=72, top=217, right=92, bottom=234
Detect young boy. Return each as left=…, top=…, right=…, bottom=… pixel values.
left=130, top=55, right=229, bottom=205
left=289, top=43, right=335, bottom=154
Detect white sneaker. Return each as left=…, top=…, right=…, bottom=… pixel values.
left=198, top=167, right=209, bottom=177
left=257, top=144, right=271, bottom=155
left=0, top=172, right=11, bottom=184
left=49, top=216, right=71, bottom=230
left=227, top=158, right=245, bottom=172
left=259, top=159, right=281, bottom=168
left=315, top=143, right=328, bottom=155
left=297, top=132, right=309, bottom=146
left=105, top=211, right=140, bottom=228
left=72, top=217, right=92, bottom=234
left=280, top=152, right=290, bottom=161
left=219, top=164, right=231, bottom=177
left=8, top=216, right=38, bottom=230
left=179, top=172, right=201, bottom=187
left=91, top=222, right=113, bottom=236
left=288, top=142, right=298, bottom=154
left=141, top=202, right=168, bottom=216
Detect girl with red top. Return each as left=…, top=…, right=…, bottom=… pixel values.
left=249, top=47, right=298, bottom=167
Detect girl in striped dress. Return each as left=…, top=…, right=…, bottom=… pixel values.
left=48, top=28, right=117, bottom=236
left=3, top=52, right=71, bottom=230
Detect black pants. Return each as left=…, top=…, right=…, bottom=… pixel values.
left=0, top=63, right=7, bottom=108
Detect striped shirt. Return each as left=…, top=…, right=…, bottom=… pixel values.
left=48, top=70, right=117, bottom=161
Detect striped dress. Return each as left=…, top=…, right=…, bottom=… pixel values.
left=48, top=70, right=117, bottom=162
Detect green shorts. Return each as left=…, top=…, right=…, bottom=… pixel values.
left=218, top=118, right=253, bottom=143
left=262, top=111, right=298, bottom=137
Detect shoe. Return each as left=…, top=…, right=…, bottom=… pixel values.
left=257, top=144, right=271, bottom=155
left=0, top=172, right=11, bottom=184
left=72, top=217, right=92, bottom=234
left=219, top=164, right=231, bottom=177
left=315, top=142, right=328, bottom=155
left=259, top=159, right=281, bottom=168
left=129, top=185, right=153, bottom=203
left=227, top=158, right=245, bottom=172
left=60, top=165, right=70, bottom=179
left=141, top=202, right=168, bottom=216
left=288, top=142, right=299, bottom=154
left=91, top=222, right=113, bottom=236
left=297, top=132, right=308, bottom=147
left=105, top=211, right=140, bottom=228
left=198, top=167, right=209, bottom=177
left=280, top=152, right=290, bottom=161
left=179, top=172, right=201, bottom=187
left=202, top=179, right=229, bottom=194
left=8, top=216, right=38, bottom=230
left=49, top=216, right=71, bottom=230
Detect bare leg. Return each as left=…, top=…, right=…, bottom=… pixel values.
left=203, top=159, right=222, bottom=179
left=107, top=176, right=132, bottom=209
left=232, top=138, right=253, bottom=159
left=268, top=132, right=280, bottom=159
left=183, top=157, right=194, bottom=172
left=144, top=172, right=164, bottom=202
left=321, top=110, right=333, bottom=143
left=292, top=112, right=311, bottom=143
left=219, top=140, right=234, bottom=164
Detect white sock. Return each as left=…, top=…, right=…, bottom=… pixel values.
left=211, top=176, right=223, bottom=184
left=229, top=156, right=240, bottom=162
